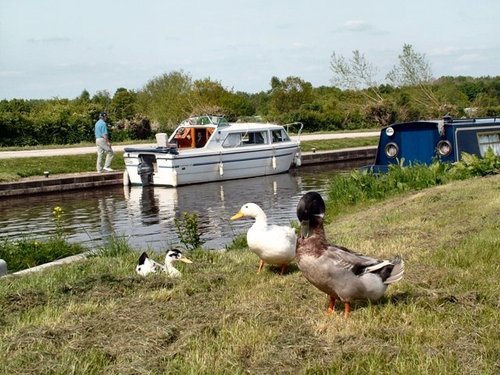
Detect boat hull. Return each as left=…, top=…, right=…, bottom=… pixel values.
left=124, top=145, right=299, bottom=187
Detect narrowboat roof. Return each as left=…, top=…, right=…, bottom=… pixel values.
left=386, top=116, right=499, bottom=129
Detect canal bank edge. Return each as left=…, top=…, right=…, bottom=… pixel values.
left=0, top=147, right=376, bottom=197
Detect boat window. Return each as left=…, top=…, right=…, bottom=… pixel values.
left=222, top=133, right=241, bottom=147
left=222, top=131, right=269, bottom=148
left=478, top=132, right=500, bottom=156
left=271, top=129, right=290, bottom=143
left=244, top=131, right=268, bottom=145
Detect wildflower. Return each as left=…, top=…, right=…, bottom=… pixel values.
left=52, top=206, right=63, bottom=217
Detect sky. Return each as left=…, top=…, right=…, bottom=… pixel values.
left=1, top=0, right=499, bottom=100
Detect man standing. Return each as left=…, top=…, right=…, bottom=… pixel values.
left=94, top=112, right=114, bottom=172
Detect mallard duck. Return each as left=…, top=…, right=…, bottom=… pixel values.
left=231, top=203, right=297, bottom=274
left=296, top=192, right=404, bottom=317
left=136, top=249, right=192, bottom=277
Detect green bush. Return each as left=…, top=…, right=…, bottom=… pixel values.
left=174, top=212, right=203, bottom=250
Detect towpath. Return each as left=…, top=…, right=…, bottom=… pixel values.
left=0, top=131, right=379, bottom=159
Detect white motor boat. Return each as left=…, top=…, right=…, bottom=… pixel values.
left=123, top=115, right=302, bottom=187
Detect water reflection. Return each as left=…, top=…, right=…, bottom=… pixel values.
left=98, top=197, right=117, bottom=242
left=0, top=164, right=355, bottom=252
left=121, top=172, right=301, bottom=250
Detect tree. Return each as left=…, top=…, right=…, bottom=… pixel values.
left=386, top=44, right=439, bottom=108
left=386, top=44, right=433, bottom=87
left=330, top=50, right=383, bottom=103
left=137, top=70, right=194, bottom=130
left=111, top=88, right=137, bottom=120
left=77, top=89, right=90, bottom=102
left=268, top=76, right=314, bottom=114
left=91, top=90, right=112, bottom=111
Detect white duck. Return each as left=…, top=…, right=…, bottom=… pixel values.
left=231, top=203, right=297, bottom=274
left=296, top=192, right=404, bottom=317
left=163, top=249, right=193, bottom=277
left=136, top=252, right=165, bottom=276
left=136, top=249, right=192, bottom=277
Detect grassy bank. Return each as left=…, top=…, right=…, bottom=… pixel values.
left=1, top=175, right=498, bottom=374
left=0, top=137, right=378, bottom=182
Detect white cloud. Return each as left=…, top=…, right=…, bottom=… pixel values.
left=342, top=20, right=373, bottom=32
left=26, top=37, right=71, bottom=44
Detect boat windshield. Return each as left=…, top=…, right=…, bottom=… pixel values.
left=185, top=115, right=229, bottom=127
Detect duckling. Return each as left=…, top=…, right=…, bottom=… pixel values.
left=231, top=203, right=297, bottom=274
left=136, top=249, right=192, bottom=277
left=296, top=192, right=404, bottom=317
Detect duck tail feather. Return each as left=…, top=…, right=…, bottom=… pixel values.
left=137, top=251, right=149, bottom=265
left=364, top=260, right=392, bottom=273
left=384, top=256, right=405, bottom=284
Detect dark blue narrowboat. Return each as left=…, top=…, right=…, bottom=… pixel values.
left=369, top=115, right=500, bottom=172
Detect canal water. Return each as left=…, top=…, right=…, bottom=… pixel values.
left=0, top=163, right=356, bottom=252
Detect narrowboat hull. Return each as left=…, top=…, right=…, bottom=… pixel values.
left=369, top=116, right=499, bottom=171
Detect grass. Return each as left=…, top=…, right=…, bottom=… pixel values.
left=0, top=175, right=498, bottom=374
left=0, top=137, right=378, bottom=182
left=0, top=153, right=118, bottom=182
left=0, top=237, right=85, bottom=273
left=299, top=136, right=378, bottom=152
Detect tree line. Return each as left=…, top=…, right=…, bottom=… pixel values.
left=0, top=44, right=499, bottom=147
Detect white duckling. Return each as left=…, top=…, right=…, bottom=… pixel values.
left=296, top=191, right=404, bottom=317
left=136, top=249, right=192, bottom=277
left=231, top=203, right=297, bottom=274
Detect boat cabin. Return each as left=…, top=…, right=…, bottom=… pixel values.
left=172, top=115, right=225, bottom=149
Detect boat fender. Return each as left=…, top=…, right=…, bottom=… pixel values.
left=272, top=155, right=277, bottom=169
left=219, top=161, right=224, bottom=176
left=294, top=150, right=302, bottom=167
left=172, top=169, right=178, bottom=187
left=123, top=170, right=130, bottom=186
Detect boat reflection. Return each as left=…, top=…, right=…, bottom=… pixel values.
left=123, top=172, right=300, bottom=249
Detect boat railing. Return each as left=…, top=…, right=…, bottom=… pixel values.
left=285, top=122, right=303, bottom=142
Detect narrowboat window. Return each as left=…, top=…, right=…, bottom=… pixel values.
left=437, top=140, right=452, bottom=156
left=477, top=132, right=500, bottom=156
left=385, top=142, right=399, bottom=158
